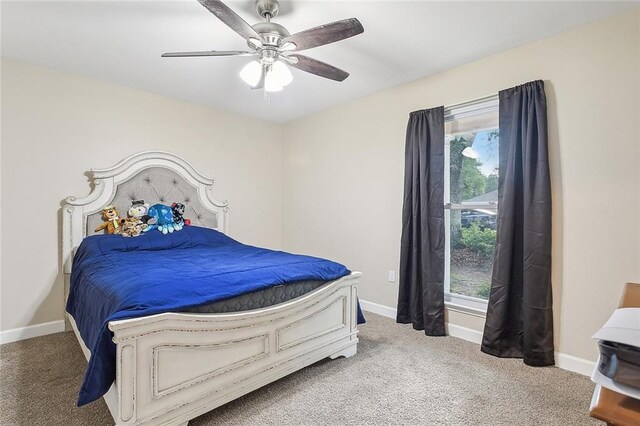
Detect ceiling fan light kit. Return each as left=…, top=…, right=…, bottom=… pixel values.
left=162, top=0, right=364, bottom=92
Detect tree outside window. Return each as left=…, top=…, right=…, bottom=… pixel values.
left=445, top=109, right=499, bottom=304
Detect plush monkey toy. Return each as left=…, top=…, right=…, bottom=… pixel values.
left=127, top=200, right=156, bottom=225
left=95, top=205, right=122, bottom=234
left=113, top=200, right=155, bottom=237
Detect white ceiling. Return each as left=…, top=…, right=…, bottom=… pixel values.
left=1, top=1, right=635, bottom=123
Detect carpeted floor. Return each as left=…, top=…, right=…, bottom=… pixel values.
left=0, top=313, right=598, bottom=425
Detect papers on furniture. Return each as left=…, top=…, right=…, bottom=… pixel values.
left=592, top=308, right=640, bottom=400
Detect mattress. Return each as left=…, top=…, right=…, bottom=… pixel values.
left=181, top=280, right=328, bottom=314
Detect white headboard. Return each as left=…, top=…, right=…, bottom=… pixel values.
left=61, top=151, right=229, bottom=275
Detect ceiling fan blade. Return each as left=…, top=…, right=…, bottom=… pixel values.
left=286, top=54, right=349, bottom=82
left=161, top=50, right=255, bottom=57
left=198, top=0, right=261, bottom=41
left=281, top=18, right=363, bottom=52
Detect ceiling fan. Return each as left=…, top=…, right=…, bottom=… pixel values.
left=162, top=0, right=364, bottom=92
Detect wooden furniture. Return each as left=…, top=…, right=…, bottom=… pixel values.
left=589, top=282, right=640, bottom=426
left=62, top=151, right=361, bottom=426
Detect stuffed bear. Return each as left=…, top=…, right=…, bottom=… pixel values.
left=144, top=204, right=181, bottom=234
left=171, top=203, right=191, bottom=230
left=94, top=205, right=122, bottom=235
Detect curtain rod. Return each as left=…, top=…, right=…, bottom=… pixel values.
left=444, top=93, right=498, bottom=111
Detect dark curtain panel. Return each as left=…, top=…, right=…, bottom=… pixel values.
left=481, top=80, right=554, bottom=366
left=397, top=107, right=446, bottom=336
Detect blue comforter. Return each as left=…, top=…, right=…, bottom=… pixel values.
left=67, top=226, right=362, bottom=406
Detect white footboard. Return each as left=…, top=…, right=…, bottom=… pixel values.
left=104, top=272, right=361, bottom=426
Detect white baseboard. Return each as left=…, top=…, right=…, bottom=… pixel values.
left=359, top=299, right=483, bottom=344
left=446, top=323, right=483, bottom=344
left=0, top=320, right=65, bottom=345
left=555, top=351, right=596, bottom=376
left=359, top=299, right=397, bottom=319
left=359, top=299, right=595, bottom=377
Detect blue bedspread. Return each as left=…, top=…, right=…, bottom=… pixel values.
left=67, top=226, right=363, bottom=406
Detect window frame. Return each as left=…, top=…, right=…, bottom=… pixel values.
left=443, top=95, right=499, bottom=314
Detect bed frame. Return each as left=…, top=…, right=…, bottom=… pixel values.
left=61, top=151, right=361, bottom=426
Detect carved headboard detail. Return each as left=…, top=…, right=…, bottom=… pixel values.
left=62, top=151, right=229, bottom=275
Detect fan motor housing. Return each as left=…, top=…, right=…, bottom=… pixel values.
left=252, top=22, right=289, bottom=46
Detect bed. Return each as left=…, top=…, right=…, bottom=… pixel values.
left=62, top=151, right=362, bottom=426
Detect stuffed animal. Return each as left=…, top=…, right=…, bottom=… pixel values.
left=171, top=203, right=191, bottom=230
left=144, top=204, right=181, bottom=234
left=94, top=205, right=122, bottom=235
left=127, top=200, right=157, bottom=226
left=119, top=217, right=147, bottom=237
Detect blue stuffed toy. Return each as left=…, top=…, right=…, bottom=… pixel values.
left=144, top=204, right=182, bottom=234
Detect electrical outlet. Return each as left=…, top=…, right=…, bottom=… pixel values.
left=388, top=271, right=396, bottom=282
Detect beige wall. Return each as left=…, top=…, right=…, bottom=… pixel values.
left=282, top=9, right=640, bottom=362
left=0, top=59, right=284, bottom=331
left=2, top=8, right=639, bottom=364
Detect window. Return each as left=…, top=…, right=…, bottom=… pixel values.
left=444, top=96, right=499, bottom=312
